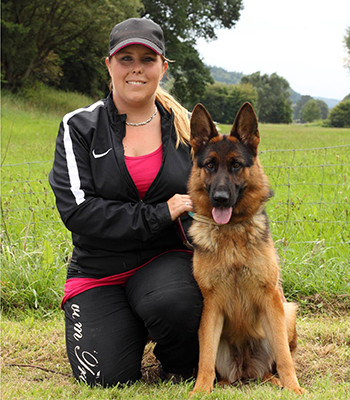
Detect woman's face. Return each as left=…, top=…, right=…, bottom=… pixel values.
left=106, top=44, right=167, bottom=109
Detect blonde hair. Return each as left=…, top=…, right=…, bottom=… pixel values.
left=155, top=86, right=190, bottom=147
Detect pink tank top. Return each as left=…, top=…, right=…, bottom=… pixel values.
left=125, top=144, right=163, bottom=199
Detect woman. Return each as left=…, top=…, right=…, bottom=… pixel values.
left=49, top=17, right=202, bottom=387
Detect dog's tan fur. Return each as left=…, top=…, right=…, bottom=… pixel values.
left=188, top=103, right=304, bottom=395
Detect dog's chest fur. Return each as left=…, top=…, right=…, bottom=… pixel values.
left=189, top=210, right=279, bottom=300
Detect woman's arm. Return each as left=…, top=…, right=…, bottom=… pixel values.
left=49, top=121, right=173, bottom=241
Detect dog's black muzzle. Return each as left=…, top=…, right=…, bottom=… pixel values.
left=212, top=190, right=230, bottom=207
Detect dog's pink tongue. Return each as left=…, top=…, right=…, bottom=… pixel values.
left=212, top=207, right=232, bottom=224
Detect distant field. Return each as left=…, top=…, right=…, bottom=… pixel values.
left=218, top=122, right=350, bottom=149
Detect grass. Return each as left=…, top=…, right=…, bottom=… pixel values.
left=1, top=87, right=349, bottom=398
left=220, top=121, right=350, bottom=302
left=1, top=86, right=94, bottom=165
left=1, top=89, right=349, bottom=312
left=1, top=312, right=349, bottom=399
left=218, top=122, right=350, bottom=149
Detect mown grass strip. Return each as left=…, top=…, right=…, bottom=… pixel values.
left=1, top=313, right=349, bottom=399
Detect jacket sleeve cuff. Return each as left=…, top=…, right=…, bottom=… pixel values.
left=154, top=202, right=173, bottom=232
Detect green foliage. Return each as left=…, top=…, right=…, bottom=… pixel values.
left=1, top=86, right=94, bottom=119
left=289, top=87, right=302, bottom=104
left=344, top=25, right=350, bottom=71
left=1, top=236, right=68, bottom=313
left=294, top=97, right=328, bottom=123
left=142, top=0, right=243, bottom=41
left=301, top=99, right=321, bottom=122
left=241, top=72, right=293, bottom=123
left=293, top=95, right=313, bottom=121
left=200, top=82, right=258, bottom=123
left=1, top=0, right=142, bottom=94
left=315, top=99, right=329, bottom=119
left=209, top=66, right=243, bottom=85
left=328, top=100, right=350, bottom=127
left=142, top=0, right=244, bottom=107
left=1, top=0, right=244, bottom=105
left=165, top=39, right=214, bottom=109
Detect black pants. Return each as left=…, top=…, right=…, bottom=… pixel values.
left=63, top=251, right=203, bottom=387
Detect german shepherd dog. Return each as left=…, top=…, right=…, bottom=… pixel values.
left=188, top=103, right=304, bottom=395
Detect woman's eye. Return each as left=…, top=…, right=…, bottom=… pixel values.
left=143, top=57, right=156, bottom=63
left=121, top=56, right=132, bottom=62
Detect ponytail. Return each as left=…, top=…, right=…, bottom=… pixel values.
left=156, top=86, right=190, bottom=147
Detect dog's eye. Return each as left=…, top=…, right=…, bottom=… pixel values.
left=206, top=162, right=214, bottom=171
left=232, top=162, right=241, bottom=170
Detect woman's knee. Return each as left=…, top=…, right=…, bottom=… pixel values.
left=64, top=287, right=147, bottom=387
left=134, top=282, right=202, bottom=338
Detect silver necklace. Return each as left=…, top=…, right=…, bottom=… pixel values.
left=125, top=106, right=158, bottom=127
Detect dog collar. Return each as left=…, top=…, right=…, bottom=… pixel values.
left=188, top=212, right=222, bottom=226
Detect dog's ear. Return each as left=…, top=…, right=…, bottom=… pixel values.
left=190, top=103, right=219, bottom=154
left=230, top=102, right=260, bottom=155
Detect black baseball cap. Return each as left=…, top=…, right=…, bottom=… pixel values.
left=109, top=18, right=165, bottom=57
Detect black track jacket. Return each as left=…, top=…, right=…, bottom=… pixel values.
left=49, top=94, right=192, bottom=278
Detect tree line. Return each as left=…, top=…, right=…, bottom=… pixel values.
left=1, top=0, right=243, bottom=104
left=2, top=0, right=349, bottom=126
left=201, top=72, right=293, bottom=124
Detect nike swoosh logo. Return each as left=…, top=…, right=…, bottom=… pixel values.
left=92, top=148, right=112, bottom=158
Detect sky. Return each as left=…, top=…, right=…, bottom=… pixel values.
left=195, top=0, right=350, bottom=100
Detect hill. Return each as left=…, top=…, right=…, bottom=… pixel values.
left=208, top=66, right=244, bottom=85
left=208, top=66, right=340, bottom=108
left=314, top=97, right=340, bottom=109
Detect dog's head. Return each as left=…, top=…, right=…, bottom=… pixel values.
left=189, top=102, right=269, bottom=224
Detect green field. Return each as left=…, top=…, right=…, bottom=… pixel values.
left=1, top=88, right=350, bottom=399
left=1, top=89, right=349, bottom=312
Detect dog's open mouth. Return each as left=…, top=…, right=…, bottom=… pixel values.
left=212, top=207, right=232, bottom=224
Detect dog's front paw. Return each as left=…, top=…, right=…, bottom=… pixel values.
left=189, top=384, right=212, bottom=397
left=292, top=386, right=305, bottom=395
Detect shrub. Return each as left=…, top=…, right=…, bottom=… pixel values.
left=329, top=100, right=350, bottom=127
left=301, top=99, right=321, bottom=122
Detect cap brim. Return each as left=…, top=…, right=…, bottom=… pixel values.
left=109, top=38, right=163, bottom=57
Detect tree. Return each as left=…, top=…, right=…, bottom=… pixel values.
left=1, top=0, right=142, bottom=93
left=344, top=26, right=350, bottom=72
left=200, top=82, right=257, bottom=123
left=301, top=100, right=321, bottom=123
left=208, top=66, right=243, bottom=85
left=141, top=0, right=244, bottom=107
left=161, top=38, right=214, bottom=108
left=241, top=72, right=292, bottom=123
left=315, top=100, right=329, bottom=120
left=293, top=95, right=313, bottom=121
left=2, top=0, right=244, bottom=104
left=294, top=97, right=328, bottom=123
left=329, top=100, right=350, bottom=127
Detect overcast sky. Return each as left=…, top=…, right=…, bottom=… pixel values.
left=195, top=0, right=350, bottom=100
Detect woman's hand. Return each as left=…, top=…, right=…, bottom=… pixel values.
left=167, top=194, right=193, bottom=221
